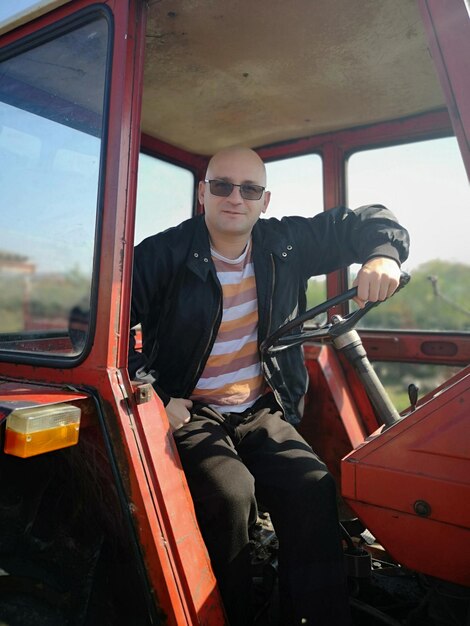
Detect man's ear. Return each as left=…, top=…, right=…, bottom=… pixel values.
left=261, top=190, right=271, bottom=214
left=198, top=180, right=206, bottom=206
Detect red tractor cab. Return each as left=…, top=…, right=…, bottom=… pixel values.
left=0, top=1, right=469, bottom=624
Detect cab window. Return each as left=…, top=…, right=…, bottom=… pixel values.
left=347, top=136, right=470, bottom=333
left=265, top=154, right=325, bottom=305
left=135, top=154, right=194, bottom=244
left=347, top=136, right=470, bottom=410
left=0, top=14, right=110, bottom=357
left=264, top=154, right=323, bottom=220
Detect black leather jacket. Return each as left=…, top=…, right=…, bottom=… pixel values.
left=129, top=205, right=409, bottom=424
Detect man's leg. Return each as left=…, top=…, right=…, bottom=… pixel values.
left=237, top=408, right=351, bottom=626
left=173, top=406, right=258, bottom=626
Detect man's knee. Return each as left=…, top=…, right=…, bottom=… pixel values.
left=217, top=472, right=257, bottom=520
left=280, top=468, right=338, bottom=519
left=194, top=470, right=258, bottom=535
left=315, top=470, right=339, bottom=505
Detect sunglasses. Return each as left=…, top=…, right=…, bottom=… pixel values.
left=205, top=179, right=266, bottom=200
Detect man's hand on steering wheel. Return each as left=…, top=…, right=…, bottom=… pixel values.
left=353, top=257, right=401, bottom=309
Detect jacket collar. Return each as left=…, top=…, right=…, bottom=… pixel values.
left=252, top=219, right=295, bottom=261
left=186, top=215, right=294, bottom=280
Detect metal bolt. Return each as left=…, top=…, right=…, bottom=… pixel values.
left=414, top=500, right=432, bottom=517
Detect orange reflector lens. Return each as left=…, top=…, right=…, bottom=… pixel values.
left=4, top=403, right=81, bottom=458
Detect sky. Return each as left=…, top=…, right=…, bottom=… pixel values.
left=0, top=0, right=61, bottom=24
left=347, top=138, right=470, bottom=272
left=0, top=103, right=99, bottom=276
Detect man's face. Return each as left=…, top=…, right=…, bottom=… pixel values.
left=198, top=149, right=271, bottom=241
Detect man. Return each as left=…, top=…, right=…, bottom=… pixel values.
left=129, top=147, right=409, bottom=625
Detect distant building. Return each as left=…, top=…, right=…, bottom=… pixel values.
left=0, top=250, right=35, bottom=275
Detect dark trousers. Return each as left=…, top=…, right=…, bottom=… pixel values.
left=173, top=396, right=351, bottom=626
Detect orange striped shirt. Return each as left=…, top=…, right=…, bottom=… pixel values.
left=191, top=239, right=264, bottom=412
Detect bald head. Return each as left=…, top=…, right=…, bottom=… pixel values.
left=206, top=147, right=267, bottom=187
left=198, top=146, right=271, bottom=258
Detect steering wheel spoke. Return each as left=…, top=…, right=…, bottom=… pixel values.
left=261, top=272, right=410, bottom=427
left=262, top=272, right=410, bottom=355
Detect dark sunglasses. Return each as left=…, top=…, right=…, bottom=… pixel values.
left=205, top=179, right=266, bottom=200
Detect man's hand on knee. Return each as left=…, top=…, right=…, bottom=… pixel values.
left=166, top=397, right=193, bottom=431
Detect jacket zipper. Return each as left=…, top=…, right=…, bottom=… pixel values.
left=260, top=254, right=286, bottom=414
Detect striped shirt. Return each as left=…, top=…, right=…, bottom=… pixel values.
left=191, top=239, right=264, bottom=412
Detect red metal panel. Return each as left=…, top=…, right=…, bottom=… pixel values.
left=315, top=345, right=367, bottom=448
left=342, top=367, right=470, bottom=586
left=131, top=384, right=226, bottom=625
left=322, top=142, right=350, bottom=313
left=95, top=0, right=141, bottom=371
left=361, top=331, right=470, bottom=366
left=258, top=110, right=452, bottom=161
left=335, top=351, right=382, bottom=435
left=299, top=353, right=351, bottom=483
left=349, top=501, right=470, bottom=587
left=115, top=0, right=147, bottom=368
left=101, top=369, right=192, bottom=625
left=300, top=345, right=367, bottom=485
left=355, top=463, right=470, bottom=530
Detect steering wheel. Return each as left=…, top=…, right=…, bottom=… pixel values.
left=261, top=272, right=410, bottom=355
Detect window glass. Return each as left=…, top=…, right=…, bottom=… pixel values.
left=347, top=137, right=470, bottom=332
left=373, top=362, right=462, bottom=414
left=135, top=154, right=194, bottom=245
left=0, top=16, right=109, bottom=357
left=265, top=154, right=326, bottom=301
left=264, top=154, right=323, bottom=220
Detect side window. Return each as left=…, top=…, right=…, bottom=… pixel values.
left=135, top=154, right=194, bottom=244
left=0, top=15, right=110, bottom=358
left=347, top=137, right=470, bottom=411
left=347, top=137, right=470, bottom=333
left=265, top=154, right=325, bottom=306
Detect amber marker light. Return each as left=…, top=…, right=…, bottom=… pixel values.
left=4, top=403, right=81, bottom=458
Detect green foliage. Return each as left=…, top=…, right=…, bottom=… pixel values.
left=372, top=361, right=462, bottom=414
left=304, top=260, right=470, bottom=411
left=361, top=260, right=470, bottom=332
left=306, top=278, right=327, bottom=310
left=304, top=260, right=470, bottom=333
left=29, top=271, right=90, bottom=317
left=0, top=268, right=90, bottom=332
